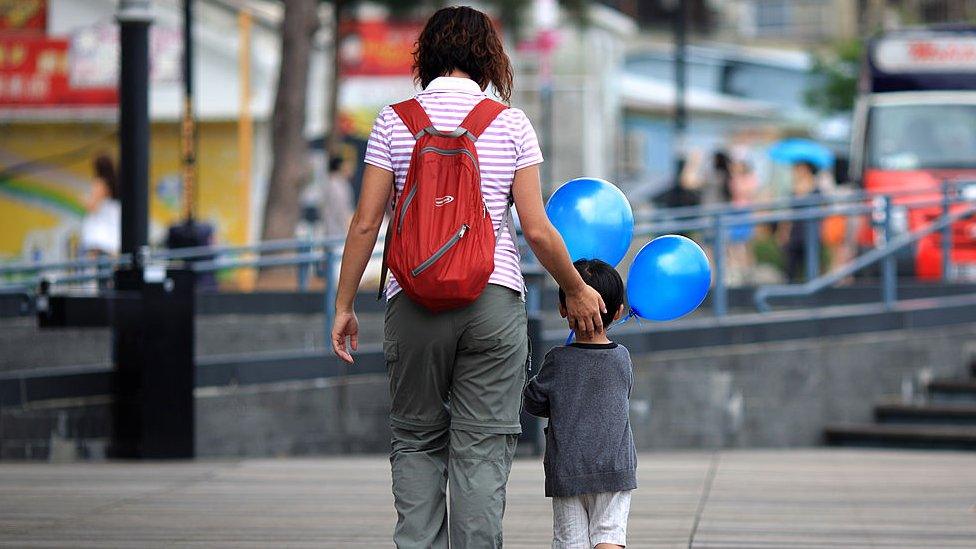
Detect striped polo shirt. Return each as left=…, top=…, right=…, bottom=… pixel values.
left=364, top=76, right=544, bottom=299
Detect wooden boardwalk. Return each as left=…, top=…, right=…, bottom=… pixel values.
left=1, top=450, right=974, bottom=548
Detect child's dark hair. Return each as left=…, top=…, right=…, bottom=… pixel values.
left=558, top=259, right=625, bottom=329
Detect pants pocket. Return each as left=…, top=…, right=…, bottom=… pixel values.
left=383, top=339, right=398, bottom=371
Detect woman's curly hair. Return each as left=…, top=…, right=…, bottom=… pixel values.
left=413, top=6, right=513, bottom=103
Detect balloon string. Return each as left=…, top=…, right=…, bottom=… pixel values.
left=611, top=309, right=637, bottom=330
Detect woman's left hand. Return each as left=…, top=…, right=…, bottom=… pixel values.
left=332, top=311, right=360, bottom=364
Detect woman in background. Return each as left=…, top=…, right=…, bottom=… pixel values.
left=81, top=153, right=121, bottom=258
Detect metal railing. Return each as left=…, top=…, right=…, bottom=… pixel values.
left=4, top=179, right=976, bottom=329
left=754, top=180, right=976, bottom=311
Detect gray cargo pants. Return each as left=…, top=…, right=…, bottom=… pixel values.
left=384, top=285, right=528, bottom=548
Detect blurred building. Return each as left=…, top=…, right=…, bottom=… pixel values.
left=716, top=0, right=859, bottom=43
left=885, top=0, right=976, bottom=26
left=507, top=2, right=832, bottom=203
left=619, top=43, right=820, bottom=199
left=510, top=4, right=636, bottom=193
left=0, top=0, right=332, bottom=269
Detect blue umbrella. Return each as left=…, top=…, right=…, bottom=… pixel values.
left=768, top=138, right=835, bottom=170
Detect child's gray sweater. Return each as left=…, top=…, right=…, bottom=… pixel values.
left=522, top=342, right=637, bottom=498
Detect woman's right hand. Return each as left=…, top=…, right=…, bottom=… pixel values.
left=332, top=310, right=360, bottom=364
left=563, top=283, right=607, bottom=337
left=330, top=164, right=394, bottom=364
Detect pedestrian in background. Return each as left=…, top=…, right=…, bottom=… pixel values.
left=321, top=155, right=354, bottom=241
left=780, top=160, right=821, bottom=282
left=658, top=153, right=703, bottom=210
left=298, top=154, right=354, bottom=242
left=726, top=157, right=759, bottom=284
left=81, top=153, right=121, bottom=259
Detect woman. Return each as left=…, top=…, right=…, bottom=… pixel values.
left=81, top=153, right=121, bottom=258
left=330, top=6, right=605, bottom=548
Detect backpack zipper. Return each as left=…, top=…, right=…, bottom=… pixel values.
left=412, top=224, right=469, bottom=277
left=420, top=146, right=477, bottom=163
left=398, top=147, right=475, bottom=234
left=397, top=184, right=418, bottom=234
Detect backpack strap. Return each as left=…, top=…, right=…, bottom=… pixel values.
left=459, top=98, right=508, bottom=140
left=391, top=99, right=434, bottom=141
left=456, top=100, right=513, bottom=250
left=377, top=212, right=394, bottom=301
left=378, top=100, right=429, bottom=300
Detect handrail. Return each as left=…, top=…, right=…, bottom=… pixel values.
left=0, top=237, right=349, bottom=276
left=638, top=179, right=974, bottom=222
left=639, top=191, right=860, bottom=222
left=6, top=178, right=976, bottom=324
left=152, top=236, right=347, bottom=261
left=635, top=203, right=876, bottom=236
left=190, top=251, right=327, bottom=272
left=755, top=199, right=976, bottom=312
left=0, top=255, right=132, bottom=275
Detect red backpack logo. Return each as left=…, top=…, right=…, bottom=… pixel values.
left=378, top=98, right=508, bottom=312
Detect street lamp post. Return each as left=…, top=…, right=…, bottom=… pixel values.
left=672, top=0, right=688, bottom=161
left=113, top=1, right=196, bottom=461
left=181, top=0, right=197, bottom=221
left=116, top=0, right=153, bottom=258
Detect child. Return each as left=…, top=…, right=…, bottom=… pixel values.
left=523, top=258, right=637, bottom=549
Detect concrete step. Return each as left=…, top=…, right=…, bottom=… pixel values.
left=927, top=379, right=976, bottom=404
left=874, top=401, right=976, bottom=426
left=825, top=423, right=976, bottom=450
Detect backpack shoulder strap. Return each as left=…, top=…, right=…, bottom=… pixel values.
left=391, top=99, right=433, bottom=140
left=459, top=98, right=508, bottom=140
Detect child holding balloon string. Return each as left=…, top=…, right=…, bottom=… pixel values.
left=523, top=258, right=637, bottom=549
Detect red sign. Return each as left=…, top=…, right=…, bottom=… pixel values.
left=875, top=36, right=976, bottom=73
left=908, top=40, right=976, bottom=64
left=339, top=20, right=422, bottom=76
left=0, top=37, right=117, bottom=106
left=0, top=0, right=46, bottom=34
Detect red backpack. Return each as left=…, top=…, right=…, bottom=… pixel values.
left=378, top=97, right=509, bottom=312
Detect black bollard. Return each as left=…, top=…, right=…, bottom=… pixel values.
left=111, top=267, right=195, bottom=458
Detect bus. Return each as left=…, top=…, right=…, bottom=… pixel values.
left=850, top=26, right=976, bottom=279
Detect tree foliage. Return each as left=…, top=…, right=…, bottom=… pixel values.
left=804, top=39, right=862, bottom=114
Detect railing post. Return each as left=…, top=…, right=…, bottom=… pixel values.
left=881, top=195, right=897, bottom=308
left=942, top=179, right=953, bottom=281
left=323, top=248, right=337, bottom=350
left=297, top=235, right=312, bottom=291
left=804, top=208, right=820, bottom=282
left=713, top=213, right=727, bottom=317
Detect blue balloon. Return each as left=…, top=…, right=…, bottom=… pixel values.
left=627, top=235, right=711, bottom=321
left=546, top=178, right=634, bottom=266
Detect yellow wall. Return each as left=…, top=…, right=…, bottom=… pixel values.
left=0, top=120, right=249, bottom=262
left=148, top=121, right=248, bottom=248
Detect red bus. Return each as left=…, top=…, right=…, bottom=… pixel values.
left=850, top=27, right=976, bottom=278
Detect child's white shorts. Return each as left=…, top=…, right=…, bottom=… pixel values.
left=551, top=490, right=631, bottom=548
